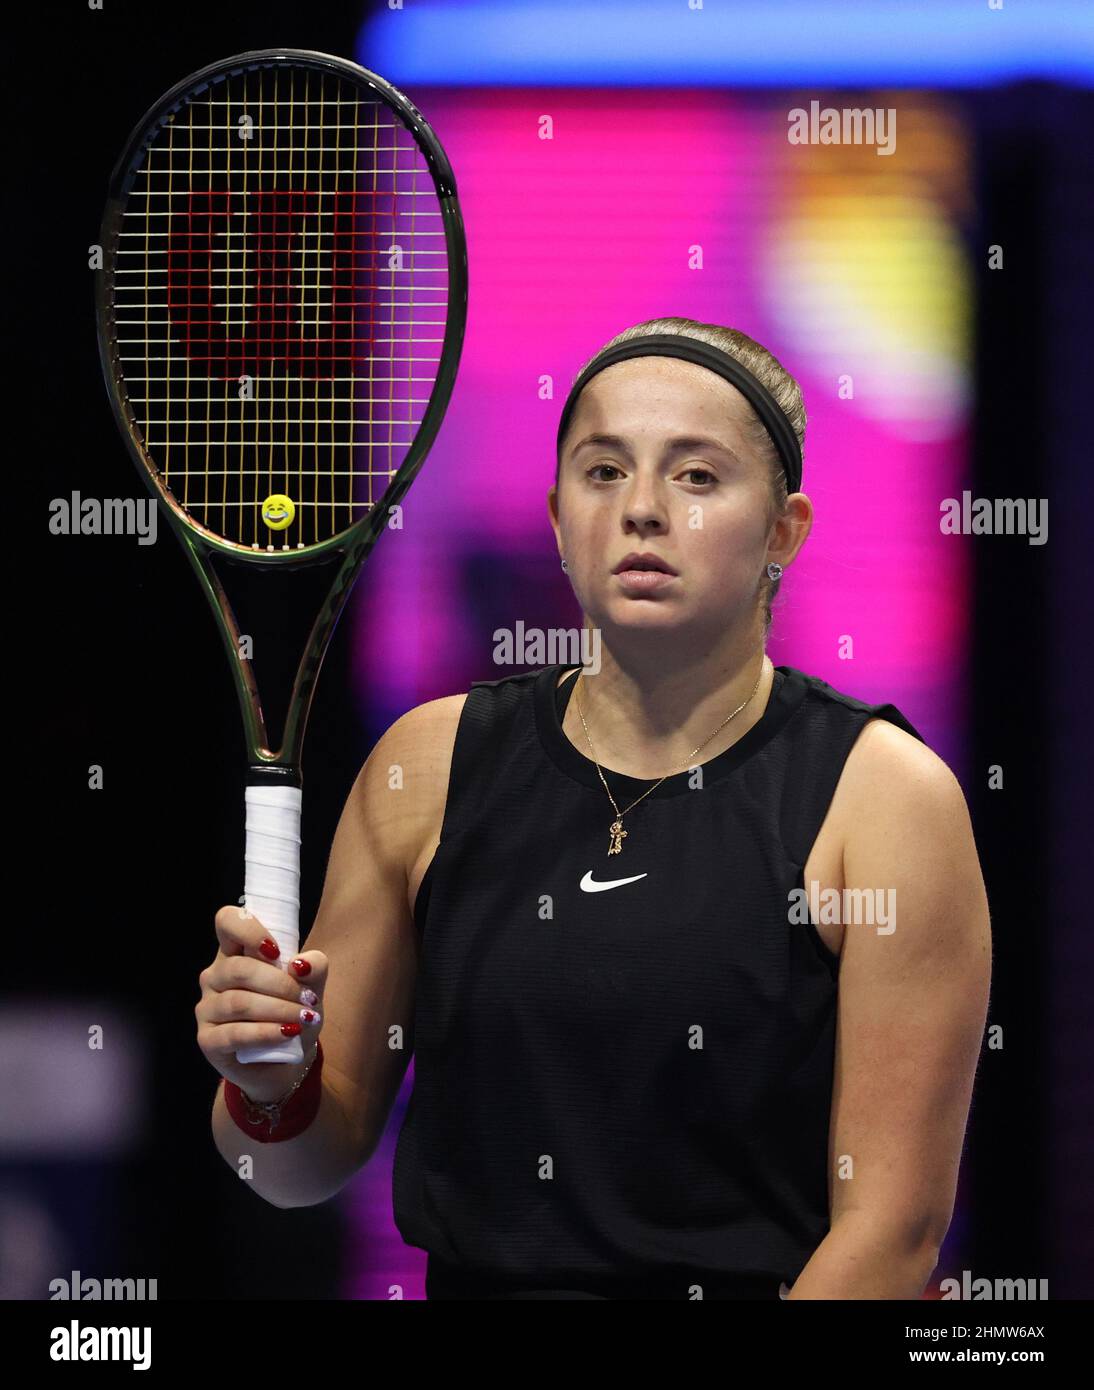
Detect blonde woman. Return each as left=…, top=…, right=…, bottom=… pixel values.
left=197, top=317, right=991, bottom=1301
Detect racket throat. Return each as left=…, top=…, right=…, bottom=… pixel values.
left=246, top=764, right=302, bottom=791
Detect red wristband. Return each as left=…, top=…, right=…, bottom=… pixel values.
left=224, top=1038, right=324, bottom=1143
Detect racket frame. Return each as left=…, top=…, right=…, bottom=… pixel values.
left=95, top=47, right=468, bottom=779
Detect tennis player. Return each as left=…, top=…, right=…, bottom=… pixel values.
left=196, top=316, right=991, bottom=1300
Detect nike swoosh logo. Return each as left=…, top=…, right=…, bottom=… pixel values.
left=579, top=869, right=649, bottom=893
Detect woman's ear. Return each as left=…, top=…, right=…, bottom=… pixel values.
left=547, top=482, right=563, bottom=536
left=766, top=492, right=812, bottom=570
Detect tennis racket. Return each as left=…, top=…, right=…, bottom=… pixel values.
left=95, top=49, right=467, bottom=1063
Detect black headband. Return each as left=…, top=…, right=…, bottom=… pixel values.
left=555, top=333, right=802, bottom=495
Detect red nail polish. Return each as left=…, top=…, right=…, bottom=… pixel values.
left=290, top=958, right=311, bottom=977
left=259, top=938, right=280, bottom=961
left=281, top=1022, right=302, bottom=1037
left=301, top=1010, right=317, bottom=1024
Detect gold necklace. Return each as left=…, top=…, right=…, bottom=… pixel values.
left=573, top=659, right=766, bottom=856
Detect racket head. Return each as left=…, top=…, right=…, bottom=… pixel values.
left=95, top=48, right=467, bottom=565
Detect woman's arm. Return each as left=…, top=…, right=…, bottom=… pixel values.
left=209, top=696, right=464, bottom=1208
left=787, top=718, right=992, bottom=1298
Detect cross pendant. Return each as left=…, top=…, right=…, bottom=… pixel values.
left=608, top=819, right=627, bottom=855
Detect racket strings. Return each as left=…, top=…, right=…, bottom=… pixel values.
left=112, top=62, right=450, bottom=549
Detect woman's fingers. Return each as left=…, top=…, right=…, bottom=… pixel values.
left=201, top=983, right=322, bottom=1030
left=213, top=903, right=281, bottom=960
left=197, top=908, right=329, bottom=1096
left=205, top=907, right=328, bottom=997
left=197, top=1020, right=322, bottom=1059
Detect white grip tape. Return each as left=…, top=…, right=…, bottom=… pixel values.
left=237, top=784, right=304, bottom=1065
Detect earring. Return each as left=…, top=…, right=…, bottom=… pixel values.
left=766, top=561, right=783, bottom=580
left=561, top=558, right=569, bottom=571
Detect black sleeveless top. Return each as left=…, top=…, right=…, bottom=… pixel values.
left=393, top=663, right=923, bottom=1300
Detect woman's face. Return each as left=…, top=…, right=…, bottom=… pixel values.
left=548, top=356, right=808, bottom=645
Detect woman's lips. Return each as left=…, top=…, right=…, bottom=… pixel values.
left=614, top=569, right=678, bottom=593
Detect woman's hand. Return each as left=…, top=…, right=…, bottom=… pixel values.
left=195, top=905, right=327, bottom=1102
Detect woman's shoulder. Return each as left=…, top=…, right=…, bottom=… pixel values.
left=375, top=663, right=550, bottom=760
left=778, top=664, right=874, bottom=705
left=779, top=663, right=962, bottom=806
left=363, top=670, right=544, bottom=867
left=779, top=664, right=921, bottom=738
left=376, top=690, right=469, bottom=767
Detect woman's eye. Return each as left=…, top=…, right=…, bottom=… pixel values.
left=584, top=463, right=715, bottom=485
